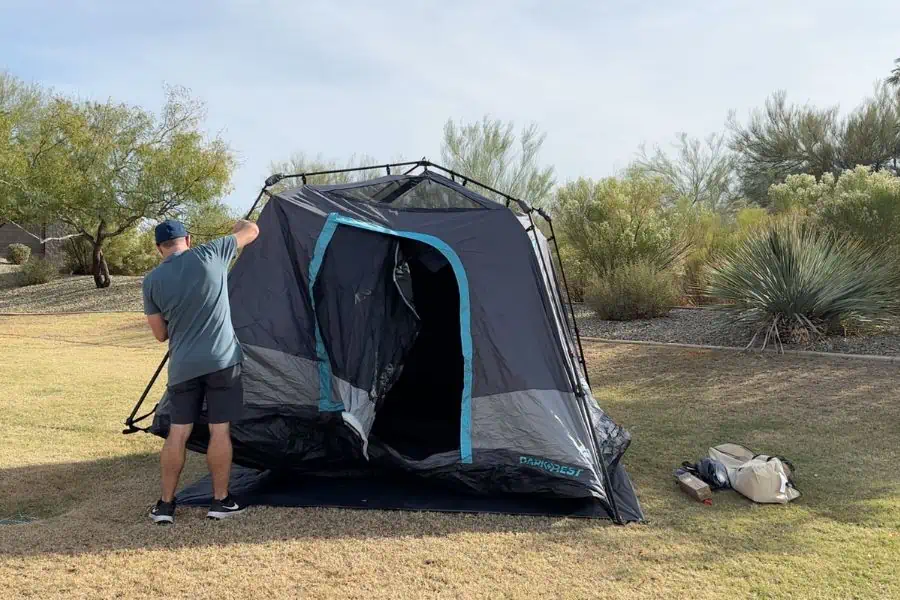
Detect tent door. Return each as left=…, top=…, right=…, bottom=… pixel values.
left=309, top=213, right=474, bottom=465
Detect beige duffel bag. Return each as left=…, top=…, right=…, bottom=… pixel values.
left=708, top=443, right=800, bottom=504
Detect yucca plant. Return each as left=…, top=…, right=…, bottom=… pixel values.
left=705, top=219, right=900, bottom=350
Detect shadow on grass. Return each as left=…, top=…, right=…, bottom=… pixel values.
left=0, top=451, right=604, bottom=558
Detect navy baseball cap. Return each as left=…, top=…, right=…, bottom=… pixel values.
left=155, top=220, right=188, bottom=244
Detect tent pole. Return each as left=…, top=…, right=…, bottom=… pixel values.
left=524, top=211, right=580, bottom=396
left=540, top=212, right=590, bottom=388
left=528, top=212, right=621, bottom=523
left=123, top=185, right=269, bottom=434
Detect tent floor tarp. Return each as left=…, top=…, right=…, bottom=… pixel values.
left=176, top=465, right=618, bottom=519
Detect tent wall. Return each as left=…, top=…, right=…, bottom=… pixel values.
left=147, top=171, right=644, bottom=522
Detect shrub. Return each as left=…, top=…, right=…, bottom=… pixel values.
left=62, top=229, right=158, bottom=276
left=680, top=206, right=775, bottom=304
left=7, top=243, right=31, bottom=265
left=555, top=172, right=690, bottom=278
left=17, top=257, right=59, bottom=286
left=769, top=167, right=900, bottom=250
left=62, top=237, right=92, bottom=275
left=706, top=219, right=900, bottom=349
left=585, top=261, right=680, bottom=321
left=105, top=229, right=158, bottom=275
left=555, top=243, right=589, bottom=303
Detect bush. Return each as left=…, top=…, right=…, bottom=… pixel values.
left=105, top=229, right=158, bottom=275
left=706, top=219, right=900, bottom=348
left=7, top=243, right=31, bottom=265
left=62, top=229, right=158, bottom=276
left=17, top=257, right=59, bottom=286
left=769, top=167, right=900, bottom=250
left=62, top=237, right=92, bottom=275
left=585, top=261, right=680, bottom=321
left=555, top=172, right=689, bottom=278
left=678, top=206, right=774, bottom=304
left=555, top=243, right=589, bottom=303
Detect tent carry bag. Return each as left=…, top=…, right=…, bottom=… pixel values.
left=708, top=443, right=800, bottom=504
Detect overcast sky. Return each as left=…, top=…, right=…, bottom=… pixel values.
left=2, top=0, right=898, bottom=210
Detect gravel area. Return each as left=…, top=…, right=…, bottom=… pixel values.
left=572, top=304, right=900, bottom=357
left=4, top=261, right=900, bottom=357
left=0, top=266, right=143, bottom=313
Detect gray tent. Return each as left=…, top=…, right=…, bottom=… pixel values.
left=129, top=162, right=643, bottom=523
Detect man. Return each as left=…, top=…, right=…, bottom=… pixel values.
left=143, top=218, right=260, bottom=524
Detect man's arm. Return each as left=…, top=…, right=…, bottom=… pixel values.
left=142, top=276, right=167, bottom=342
left=232, top=219, right=260, bottom=249
left=147, top=313, right=168, bottom=342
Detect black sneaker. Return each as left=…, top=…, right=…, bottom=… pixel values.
left=150, top=499, right=175, bottom=525
left=207, top=495, right=246, bottom=520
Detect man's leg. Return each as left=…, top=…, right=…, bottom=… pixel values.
left=160, top=377, right=204, bottom=502
left=205, top=364, right=244, bottom=504
left=207, top=422, right=232, bottom=500
left=161, top=424, right=193, bottom=502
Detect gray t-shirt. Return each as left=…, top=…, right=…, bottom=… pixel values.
left=142, top=235, right=242, bottom=386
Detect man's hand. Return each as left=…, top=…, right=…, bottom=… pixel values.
left=147, top=313, right=168, bottom=342
left=232, top=219, right=260, bottom=249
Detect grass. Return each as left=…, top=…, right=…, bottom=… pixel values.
left=1, top=314, right=898, bottom=599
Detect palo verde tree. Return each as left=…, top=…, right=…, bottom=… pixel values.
left=889, top=58, right=900, bottom=87
left=634, top=132, right=740, bottom=211
left=729, top=85, right=900, bottom=204
left=440, top=116, right=555, bottom=208
left=1, top=83, right=234, bottom=287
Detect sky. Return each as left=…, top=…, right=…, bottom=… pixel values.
left=2, top=0, right=899, bottom=210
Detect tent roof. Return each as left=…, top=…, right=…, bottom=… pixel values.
left=274, top=171, right=507, bottom=213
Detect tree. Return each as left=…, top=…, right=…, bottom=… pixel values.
left=268, top=152, right=382, bottom=191
left=729, top=87, right=900, bottom=204
left=840, top=83, right=900, bottom=172
left=728, top=91, right=842, bottom=205
left=182, top=201, right=239, bottom=245
left=440, top=116, right=555, bottom=208
left=0, top=72, right=47, bottom=230
left=1, top=84, right=234, bottom=287
left=634, top=132, right=739, bottom=211
left=889, top=58, right=900, bottom=87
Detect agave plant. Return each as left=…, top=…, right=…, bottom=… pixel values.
left=705, top=219, right=900, bottom=350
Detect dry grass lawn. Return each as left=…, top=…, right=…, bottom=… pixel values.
left=1, top=314, right=898, bottom=599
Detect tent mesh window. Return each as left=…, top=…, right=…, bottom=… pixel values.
left=325, top=177, right=486, bottom=210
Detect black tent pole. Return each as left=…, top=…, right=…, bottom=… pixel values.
left=540, top=212, right=590, bottom=388
left=525, top=211, right=621, bottom=523
left=524, top=210, right=580, bottom=395
left=123, top=185, right=269, bottom=434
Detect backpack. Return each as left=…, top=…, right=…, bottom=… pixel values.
left=708, top=443, right=800, bottom=504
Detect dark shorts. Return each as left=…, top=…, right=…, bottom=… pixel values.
left=167, top=363, right=243, bottom=425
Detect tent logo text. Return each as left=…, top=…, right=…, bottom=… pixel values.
left=519, top=456, right=584, bottom=478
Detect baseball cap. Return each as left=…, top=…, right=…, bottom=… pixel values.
left=155, top=219, right=188, bottom=244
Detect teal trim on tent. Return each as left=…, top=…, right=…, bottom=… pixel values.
left=308, top=212, right=474, bottom=464
left=308, top=217, right=343, bottom=412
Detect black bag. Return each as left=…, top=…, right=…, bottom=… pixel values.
left=681, top=458, right=730, bottom=490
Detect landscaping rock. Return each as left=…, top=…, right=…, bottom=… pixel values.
left=572, top=304, right=900, bottom=357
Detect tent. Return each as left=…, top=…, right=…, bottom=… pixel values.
left=126, top=161, right=643, bottom=523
